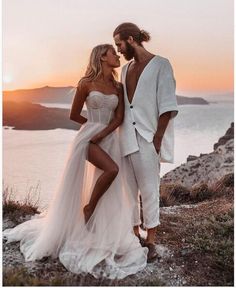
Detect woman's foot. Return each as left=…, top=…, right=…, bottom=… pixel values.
left=83, top=204, right=94, bottom=224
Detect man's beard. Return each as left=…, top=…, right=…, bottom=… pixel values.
left=123, top=41, right=135, bottom=60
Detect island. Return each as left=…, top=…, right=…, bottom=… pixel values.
left=3, top=86, right=210, bottom=130
left=3, top=86, right=209, bottom=105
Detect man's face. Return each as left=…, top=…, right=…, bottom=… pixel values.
left=114, top=34, right=135, bottom=61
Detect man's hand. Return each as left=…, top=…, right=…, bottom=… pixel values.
left=153, top=134, right=161, bottom=155
left=153, top=111, right=172, bottom=155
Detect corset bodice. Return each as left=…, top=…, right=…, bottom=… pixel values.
left=86, top=91, right=119, bottom=124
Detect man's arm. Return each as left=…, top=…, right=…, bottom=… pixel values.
left=153, top=111, right=172, bottom=154
left=154, top=59, right=178, bottom=154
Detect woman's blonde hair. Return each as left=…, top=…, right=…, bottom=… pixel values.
left=79, top=44, right=118, bottom=86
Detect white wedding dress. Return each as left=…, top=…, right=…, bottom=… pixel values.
left=3, top=91, right=148, bottom=279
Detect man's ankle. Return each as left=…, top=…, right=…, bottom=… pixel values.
left=133, top=225, right=140, bottom=237
left=146, top=227, right=157, bottom=244
left=145, top=240, right=155, bottom=245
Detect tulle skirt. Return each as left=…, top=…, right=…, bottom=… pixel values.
left=3, top=122, right=147, bottom=279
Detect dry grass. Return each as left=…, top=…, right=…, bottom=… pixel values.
left=3, top=265, right=164, bottom=286
left=160, top=184, right=191, bottom=207
left=3, top=184, right=40, bottom=223
left=160, top=173, right=233, bottom=207
left=3, top=267, right=66, bottom=286
left=212, top=173, right=234, bottom=199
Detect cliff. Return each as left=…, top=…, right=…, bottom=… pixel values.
left=161, top=123, right=234, bottom=188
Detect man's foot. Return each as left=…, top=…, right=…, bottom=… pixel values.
left=39, top=256, right=49, bottom=262
left=137, top=234, right=146, bottom=247
left=145, top=243, right=160, bottom=263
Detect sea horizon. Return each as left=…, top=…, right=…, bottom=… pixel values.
left=3, top=102, right=233, bottom=209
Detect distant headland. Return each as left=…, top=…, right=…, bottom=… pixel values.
left=3, top=86, right=211, bottom=130
left=3, top=86, right=209, bottom=105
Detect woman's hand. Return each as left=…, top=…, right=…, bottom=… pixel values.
left=89, top=132, right=104, bottom=144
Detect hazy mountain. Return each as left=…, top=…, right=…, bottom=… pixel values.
left=3, top=101, right=83, bottom=130
left=3, top=86, right=76, bottom=104
left=3, top=86, right=209, bottom=105
left=177, top=95, right=208, bottom=105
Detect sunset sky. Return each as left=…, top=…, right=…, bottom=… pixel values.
left=3, top=0, right=234, bottom=97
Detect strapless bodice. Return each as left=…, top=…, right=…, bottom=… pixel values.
left=86, top=91, right=119, bottom=124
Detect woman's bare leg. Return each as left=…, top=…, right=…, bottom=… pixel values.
left=83, top=142, right=119, bottom=223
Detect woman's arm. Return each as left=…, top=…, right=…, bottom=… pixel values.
left=90, top=84, right=124, bottom=144
left=70, top=81, right=88, bottom=124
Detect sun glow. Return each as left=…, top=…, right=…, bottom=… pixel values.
left=3, top=0, right=233, bottom=94
left=3, top=75, right=13, bottom=84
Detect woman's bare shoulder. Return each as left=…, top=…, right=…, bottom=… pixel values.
left=78, top=79, right=91, bottom=91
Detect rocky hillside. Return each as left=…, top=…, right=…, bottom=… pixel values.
left=214, top=122, right=234, bottom=150
left=161, top=123, right=234, bottom=188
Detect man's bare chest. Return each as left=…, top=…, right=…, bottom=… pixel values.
left=126, top=63, right=149, bottom=103
left=125, top=56, right=156, bottom=103
left=127, top=61, right=148, bottom=84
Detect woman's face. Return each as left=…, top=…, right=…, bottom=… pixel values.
left=102, top=47, right=120, bottom=68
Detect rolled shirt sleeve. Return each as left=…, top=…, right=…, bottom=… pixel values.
left=157, top=59, right=178, bottom=118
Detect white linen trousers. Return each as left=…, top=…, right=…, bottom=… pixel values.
left=124, top=130, right=160, bottom=229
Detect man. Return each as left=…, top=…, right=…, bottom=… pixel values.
left=113, top=23, right=178, bottom=262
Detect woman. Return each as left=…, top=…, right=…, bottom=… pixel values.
left=3, top=44, right=147, bottom=279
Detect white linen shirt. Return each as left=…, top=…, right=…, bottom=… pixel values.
left=119, top=55, right=178, bottom=163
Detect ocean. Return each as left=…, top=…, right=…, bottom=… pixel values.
left=3, top=101, right=233, bottom=209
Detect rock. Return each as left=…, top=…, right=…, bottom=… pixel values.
left=180, top=248, right=193, bottom=256
left=187, top=155, right=198, bottom=162
left=155, top=245, right=171, bottom=258
left=3, top=218, right=16, bottom=230
left=200, top=153, right=207, bottom=157
left=214, top=122, right=234, bottom=150
left=161, top=204, right=198, bottom=214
